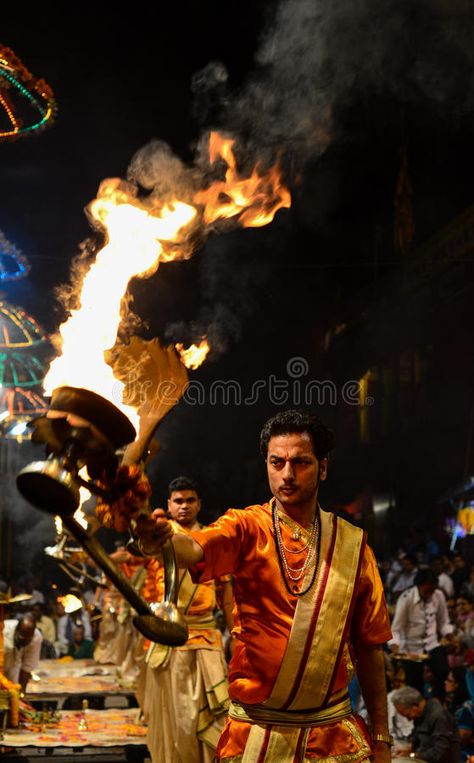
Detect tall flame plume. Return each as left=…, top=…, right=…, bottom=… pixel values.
left=44, top=132, right=291, bottom=429
left=175, top=338, right=210, bottom=370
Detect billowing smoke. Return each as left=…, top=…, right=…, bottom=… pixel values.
left=167, top=0, right=474, bottom=353
left=164, top=233, right=269, bottom=355
left=222, top=0, right=474, bottom=163
left=0, top=439, right=55, bottom=581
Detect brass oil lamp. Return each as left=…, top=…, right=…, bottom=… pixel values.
left=17, top=385, right=188, bottom=646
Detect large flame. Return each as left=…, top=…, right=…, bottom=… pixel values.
left=44, top=183, right=197, bottom=428
left=43, top=133, right=290, bottom=429
left=194, top=132, right=291, bottom=227
left=175, top=338, right=210, bottom=370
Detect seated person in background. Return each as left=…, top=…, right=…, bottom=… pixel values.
left=31, top=602, right=56, bottom=645
left=67, top=623, right=95, bottom=659
left=57, top=602, right=92, bottom=655
left=455, top=700, right=474, bottom=762
left=392, top=685, right=460, bottom=762
left=423, top=663, right=438, bottom=699
left=3, top=613, right=43, bottom=691
left=388, top=692, right=414, bottom=749
left=386, top=663, right=415, bottom=750
left=461, top=568, right=474, bottom=601
left=456, top=596, right=474, bottom=652
left=391, top=554, right=418, bottom=601
left=431, top=556, right=455, bottom=600
left=444, top=666, right=469, bottom=716
left=452, top=554, right=469, bottom=597
left=455, top=595, right=474, bottom=630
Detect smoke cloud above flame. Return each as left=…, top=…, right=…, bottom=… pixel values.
left=172, top=0, right=474, bottom=353
left=217, top=0, right=474, bottom=164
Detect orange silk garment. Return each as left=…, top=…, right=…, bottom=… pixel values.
left=144, top=520, right=225, bottom=651
left=216, top=713, right=373, bottom=761
left=191, top=504, right=391, bottom=705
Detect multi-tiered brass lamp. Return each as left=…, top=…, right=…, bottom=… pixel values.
left=17, top=385, right=188, bottom=646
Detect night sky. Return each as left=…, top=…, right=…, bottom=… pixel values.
left=2, top=2, right=474, bottom=568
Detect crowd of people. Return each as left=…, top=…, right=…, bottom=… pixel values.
left=1, top=576, right=102, bottom=689
left=377, top=547, right=474, bottom=761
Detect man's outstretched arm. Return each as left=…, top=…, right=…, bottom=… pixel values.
left=135, top=508, right=204, bottom=566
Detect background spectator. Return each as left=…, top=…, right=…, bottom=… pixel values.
left=444, top=667, right=470, bottom=716
left=452, top=554, right=469, bottom=597
left=392, top=685, right=460, bottom=762
left=389, top=569, right=453, bottom=696
left=3, top=613, right=43, bottom=691
left=391, top=554, right=418, bottom=601
left=67, top=623, right=95, bottom=659
left=432, top=557, right=455, bottom=600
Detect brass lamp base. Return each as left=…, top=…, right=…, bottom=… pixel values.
left=17, top=457, right=80, bottom=515
left=134, top=601, right=188, bottom=645
left=17, top=386, right=137, bottom=512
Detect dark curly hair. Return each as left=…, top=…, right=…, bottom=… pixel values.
left=259, top=409, right=335, bottom=460
left=168, top=476, right=199, bottom=497
left=414, top=569, right=438, bottom=587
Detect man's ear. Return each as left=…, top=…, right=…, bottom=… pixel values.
left=320, top=457, right=328, bottom=481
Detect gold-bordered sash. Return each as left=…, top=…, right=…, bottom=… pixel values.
left=241, top=725, right=307, bottom=763
left=238, top=717, right=371, bottom=763
left=265, top=507, right=365, bottom=711
left=229, top=696, right=351, bottom=727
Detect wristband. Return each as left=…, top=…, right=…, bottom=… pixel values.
left=373, top=733, right=394, bottom=747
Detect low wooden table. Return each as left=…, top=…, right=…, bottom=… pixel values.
left=0, top=707, right=148, bottom=762
left=26, top=659, right=135, bottom=710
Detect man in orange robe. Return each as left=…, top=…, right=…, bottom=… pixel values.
left=138, top=410, right=392, bottom=763
left=142, top=476, right=232, bottom=763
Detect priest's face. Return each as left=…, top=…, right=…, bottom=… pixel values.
left=266, top=431, right=327, bottom=511
left=167, top=490, right=201, bottom=528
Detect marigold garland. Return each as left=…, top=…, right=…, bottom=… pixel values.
left=0, top=672, right=21, bottom=727
left=96, top=464, right=151, bottom=533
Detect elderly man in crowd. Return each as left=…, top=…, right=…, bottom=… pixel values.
left=3, top=613, right=43, bottom=691
left=392, top=685, right=460, bottom=762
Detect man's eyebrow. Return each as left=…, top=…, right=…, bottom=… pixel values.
left=268, top=454, right=309, bottom=460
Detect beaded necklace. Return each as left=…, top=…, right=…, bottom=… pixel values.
left=271, top=499, right=321, bottom=597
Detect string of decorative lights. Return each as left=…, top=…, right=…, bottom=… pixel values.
left=0, top=45, right=56, bottom=141
left=0, top=230, right=30, bottom=282
left=0, top=300, right=51, bottom=440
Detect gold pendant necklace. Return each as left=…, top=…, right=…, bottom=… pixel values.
left=271, top=499, right=321, bottom=596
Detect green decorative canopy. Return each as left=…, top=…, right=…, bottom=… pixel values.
left=0, top=299, right=51, bottom=437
